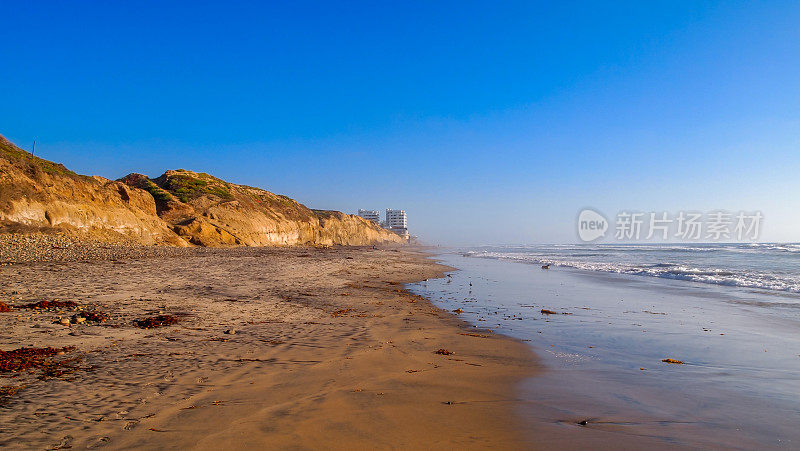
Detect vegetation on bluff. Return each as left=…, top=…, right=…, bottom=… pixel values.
left=118, top=173, right=173, bottom=203
left=0, top=135, right=79, bottom=178
left=154, top=171, right=234, bottom=203
left=312, top=209, right=345, bottom=220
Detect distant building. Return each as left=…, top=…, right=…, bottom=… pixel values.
left=385, top=209, right=409, bottom=239
left=385, top=209, right=407, bottom=229
left=358, top=209, right=380, bottom=223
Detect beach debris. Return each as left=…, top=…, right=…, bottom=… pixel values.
left=0, top=385, right=22, bottom=403
left=133, top=314, right=179, bottom=329
left=55, top=318, right=71, bottom=326
left=331, top=308, right=354, bottom=317
left=452, top=308, right=463, bottom=314
left=0, top=301, right=11, bottom=312
left=577, top=419, right=589, bottom=426
left=662, top=358, right=684, bottom=364
left=224, top=329, right=237, bottom=335
left=435, top=348, right=454, bottom=355
left=640, top=368, right=646, bottom=370
left=541, top=264, right=550, bottom=270
left=540, top=309, right=557, bottom=315
left=17, top=300, right=79, bottom=310
left=73, top=310, right=107, bottom=323
left=0, top=346, right=77, bottom=373
left=0, top=385, right=22, bottom=396
left=39, top=358, right=85, bottom=380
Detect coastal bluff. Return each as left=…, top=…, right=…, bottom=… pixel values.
left=0, top=135, right=404, bottom=247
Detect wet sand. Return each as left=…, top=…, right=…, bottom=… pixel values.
left=411, top=253, right=800, bottom=449
left=0, top=246, right=537, bottom=449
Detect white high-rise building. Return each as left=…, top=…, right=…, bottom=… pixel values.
left=358, top=209, right=380, bottom=223
left=385, top=209, right=408, bottom=238
left=385, top=209, right=407, bottom=229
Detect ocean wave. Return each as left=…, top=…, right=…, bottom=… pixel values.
left=466, top=251, right=800, bottom=294
left=473, top=243, right=800, bottom=255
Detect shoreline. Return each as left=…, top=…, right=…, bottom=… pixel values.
left=411, top=251, right=800, bottom=449
left=0, top=245, right=539, bottom=449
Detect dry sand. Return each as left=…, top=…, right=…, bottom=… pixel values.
left=0, top=246, right=537, bottom=449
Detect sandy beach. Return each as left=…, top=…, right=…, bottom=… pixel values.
left=0, top=244, right=537, bottom=449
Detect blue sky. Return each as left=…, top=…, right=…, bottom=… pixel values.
left=2, top=1, right=799, bottom=244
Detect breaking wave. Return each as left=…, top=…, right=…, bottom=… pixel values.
left=464, top=243, right=800, bottom=293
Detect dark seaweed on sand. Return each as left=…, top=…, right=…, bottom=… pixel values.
left=17, top=300, right=78, bottom=310
left=0, top=346, right=76, bottom=373
left=133, top=314, right=179, bottom=329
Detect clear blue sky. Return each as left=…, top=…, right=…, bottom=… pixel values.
left=2, top=1, right=799, bottom=244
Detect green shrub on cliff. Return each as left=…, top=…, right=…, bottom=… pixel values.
left=0, top=136, right=78, bottom=177
left=158, top=172, right=234, bottom=202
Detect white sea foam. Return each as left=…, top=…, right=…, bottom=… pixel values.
left=464, top=244, right=800, bottom=293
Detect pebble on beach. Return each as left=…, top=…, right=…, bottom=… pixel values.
left=0, top=233, right=184, bottom=264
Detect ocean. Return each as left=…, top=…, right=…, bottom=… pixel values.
left=408, top=245, right=800, bottom=448
left=466, top=243, right=800, bottom=294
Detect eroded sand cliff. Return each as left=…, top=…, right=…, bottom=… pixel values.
left=0, top=135, right=403, bottom=247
